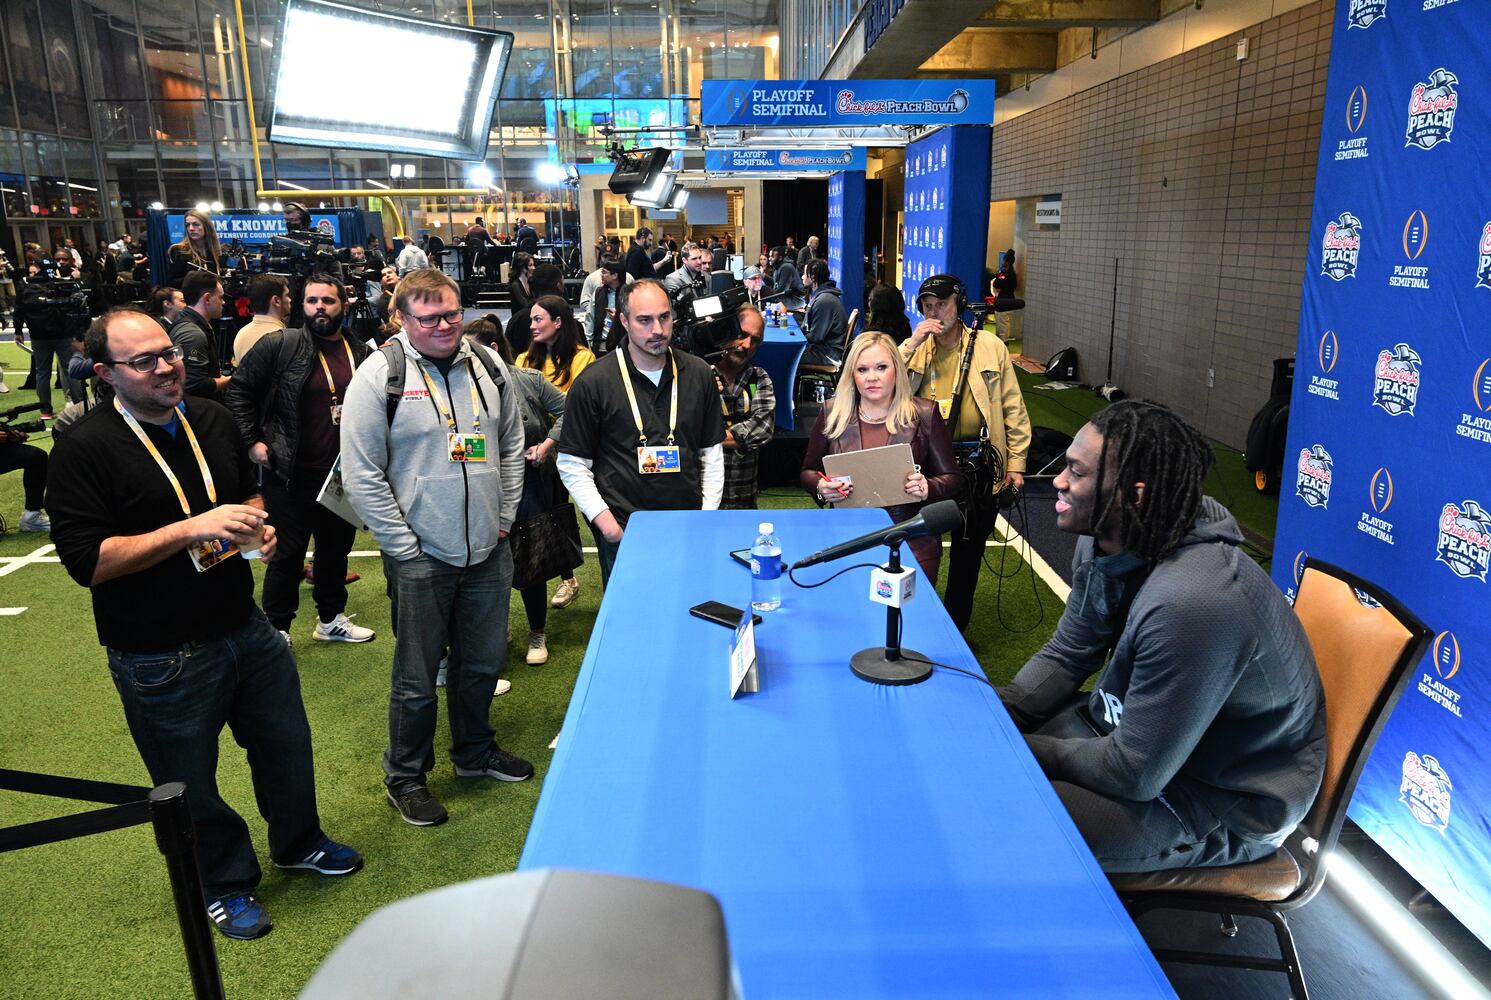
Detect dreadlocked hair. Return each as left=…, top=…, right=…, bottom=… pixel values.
left=1088, top=399, right=1215, bottom=563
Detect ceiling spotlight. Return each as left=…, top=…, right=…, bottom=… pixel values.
left=150, top=201, right=164, bottom=210
left=257, top=201, right=270, bottom=211
left=535, top=161, right=568, bottom=185
left=469, top=164, right=495, bottom=187
left=210, top=200, right=224, bottom=212
left=271, top=201, right=283, bottom=211
left=194, top=201, right=211, bottom=212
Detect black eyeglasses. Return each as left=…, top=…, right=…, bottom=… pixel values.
left=103, top=346, right=185, bottom=373
left=405, top=310, right=463, bottom=330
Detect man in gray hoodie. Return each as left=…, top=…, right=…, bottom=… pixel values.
left=1000, top=400, right=1325, bottom=872
left=340, top=269, right=528, bottom=827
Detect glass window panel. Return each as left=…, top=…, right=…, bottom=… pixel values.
left=102, top=142, right=162, bottom=220
left=154, top=101, right=214, bottom=144
left=0, top=130, right=28, bottom=218
left=84, top=1, right=148, bottom=101
left=43, top=7, right=91, bottom=137
left=215, top=140, right=259, bottom=210
left=158, top=148, right=219, bottom=209
left=500, top=2, right=555, bottom=100
left=95, top=102, right=154, bottom=143
left=269, top=144, right=333, bottom=191
left=209, top=99, right=255, bottom=142
left=6, top=2, right=56, bottom=133
left=64, top=140, right=102, bottom=218
left=139, top=7, right=208, bottom=101
left=198, top=0, right=246, bottom=100
left=0, top=18, right=14, bottom=129
left=30, top=135, right=68, bottom=218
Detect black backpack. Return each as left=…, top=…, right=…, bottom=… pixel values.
left=1045, top=347, right=1079, bottom=382
left=380, top=341, right=505, bottom=426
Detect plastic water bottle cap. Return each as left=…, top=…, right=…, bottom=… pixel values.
left=759, top=522, right=773, bottom=535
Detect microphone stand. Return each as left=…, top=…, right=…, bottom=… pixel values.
left=849, top=538, right=933, bottom=686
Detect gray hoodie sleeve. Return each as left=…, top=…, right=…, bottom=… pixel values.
left=493, top=358, right=526, bottom=532
left=339, top=350, right=423, bottom=560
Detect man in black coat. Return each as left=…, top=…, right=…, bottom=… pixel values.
left=225, top=273, right=374, bottom=646
left=625, top=226, right=657, bottom=282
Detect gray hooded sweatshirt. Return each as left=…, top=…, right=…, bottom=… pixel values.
left=340, top=333, right=525, bottom=566
left=1001, top=497, right=1327, bottom=847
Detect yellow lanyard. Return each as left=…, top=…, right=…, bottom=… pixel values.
left=314, top=336, right=356, bottom=407
left=418, top=357, right=483, bottom=433
left=617, top=346, right=678, bottom=447
left=927, top=328, right=969, bottom=400
left=114, top=399, right=217, bottom=518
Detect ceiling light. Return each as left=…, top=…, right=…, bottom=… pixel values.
left=469, top=164, right=495, bottom=187
left=535, top=162, right=568, bottom=185
left=194, top=201, right=211, bottom=212
left=268, top=0, right=513, bottom=160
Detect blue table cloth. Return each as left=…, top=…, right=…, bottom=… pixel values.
left=520, top=509, right=1173, bottom=999
left=756, top=314, right=807, bottom=431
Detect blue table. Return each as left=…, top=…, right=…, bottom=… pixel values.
left=520, top=509, right=1174, bottom=999
left=756, top=314, right=807, bottom=431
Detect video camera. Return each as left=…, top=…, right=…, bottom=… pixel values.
left=679, top=275, right=752, bottom=359
left=19, top=267, right=94, bottom=339
left=0, top=401, right=48, bottom=436
left=267, top=229, right=340, bottom=278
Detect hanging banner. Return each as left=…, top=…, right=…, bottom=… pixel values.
left=901, top=127, right=991, bottom=326
left=1272, top=0, right=1491, bottom=948
left=827, top=170, right=866, bottom=324
left=164, top=212, right=342, bottom=246
left=701, top=80, right=995, bottom=127
left=704, top=148, right=868, bottom=173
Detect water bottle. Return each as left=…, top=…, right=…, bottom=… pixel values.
left=750, top=521, right=782, bottom=612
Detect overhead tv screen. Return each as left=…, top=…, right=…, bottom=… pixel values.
left=267, top=0, right=512, bottom=160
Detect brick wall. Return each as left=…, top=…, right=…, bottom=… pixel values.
left=991, top=0, right=1333, bottom=448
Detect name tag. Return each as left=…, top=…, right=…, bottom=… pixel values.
left=188, top=537, right=238, bottom=572
left=449, top=432, right=487, bottom=463
left=936, top=398, right=952, bottom=420
left=637, top=445, right=681, bottom=474
left=330, top=403, right=343, bottom=426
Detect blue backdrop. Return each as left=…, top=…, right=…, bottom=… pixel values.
left=901, top=127, right=991, bottom=326
left=1273, top=0, right=1490, bottom=946
left=827, top=170, right=866, bottom=325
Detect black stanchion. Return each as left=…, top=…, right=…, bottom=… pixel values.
left=0, top=770, right=225, bottom=1000
left=149, top=783, right=225, bottom=1000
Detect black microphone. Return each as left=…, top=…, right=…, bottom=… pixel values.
left=792, top=500, right=961, bottom=570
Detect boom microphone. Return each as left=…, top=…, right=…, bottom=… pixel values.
left=792, top=499, right=961, bottom=571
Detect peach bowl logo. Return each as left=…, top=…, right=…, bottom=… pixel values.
left=1436, top=500, right=1491, bottom=581
left=1372, top=343, right=1422, bottom=416
left=1405, top=68, right=1458, bottom=150
left=1348, top=0, right=1387, bottom=28
left=1400, top=752, right=1452, bottom=832
left=1295, top=445, right=1334, bottom=508
left=1476, top=222, right=1491, bottom=291
left=1321, top=212, right=1362, bottom=280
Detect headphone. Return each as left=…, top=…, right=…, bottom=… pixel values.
left=917, top=273, right=968, bottom=314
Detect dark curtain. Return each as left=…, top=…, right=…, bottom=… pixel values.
left=761, top=179, right=828, bottom=255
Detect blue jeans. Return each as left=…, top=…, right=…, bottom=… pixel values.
left=106, top=612, right=324, bottom=900
left=382, top=545, right=513, bottom=790
left=593, top=528, right=620, bottom=588
left=30, top=338, right=76, bottom=413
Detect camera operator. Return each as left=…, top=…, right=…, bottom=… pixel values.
left=283, top=201, right=313, bottom=233
left=166, top=209, right=222, bottom=288
left=232, top=274, right=292, bottom=363
left=713, top=306, right=775, bottom=510
left=900, top=274, right=1032, bottom=632
left=170, top=270, right=230, bottom=401
left=339, top=245, right=383, bottom=347
left=19, top=249, right=94, bottom=418
left=664, top=243, right=712, bottom=337
left=0, top=405, right=50, bottom=532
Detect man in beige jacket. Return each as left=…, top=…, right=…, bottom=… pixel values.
left=901, top=274, right=1032, bottom=630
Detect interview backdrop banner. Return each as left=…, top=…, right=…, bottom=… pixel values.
left=1272, top=0, right=1491, bottom=947
left=901, top=126, right=991, bottom=327
left=700, top=80, right=995, bottom=128
left=705, top=148, right=868, bottom=173
left=827, top=170, right=866, bottom=323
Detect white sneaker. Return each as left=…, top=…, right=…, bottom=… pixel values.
left=526, top=630, right=548, bottom=666
left=494, top=677, right=512, bottom=697
left=550, top=578, right=580, bottom=608
left=17, top=510, right=50, bottom=533
left=0, top=380, right=10, bottom=393
left=313, top=612, right=375, bottom=643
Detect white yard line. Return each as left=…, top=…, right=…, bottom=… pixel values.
left=0, top=543, right=56, bottom=577
left=994, top=514, right=1071, bottom=604
left=0, top=607, right=27, bottom=615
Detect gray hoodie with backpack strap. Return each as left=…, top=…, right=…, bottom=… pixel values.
left=340, top=332, right=525, bottom=566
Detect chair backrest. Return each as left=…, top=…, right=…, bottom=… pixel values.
left=842, top=308, right=859, bottom=351
left=1288, top=558, right=1430, bottom=901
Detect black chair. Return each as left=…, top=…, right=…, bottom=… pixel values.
left=1109, top=558, right=1432, bottom=1000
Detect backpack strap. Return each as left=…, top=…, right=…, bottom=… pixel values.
left=380, top=341, right=405, bottom=427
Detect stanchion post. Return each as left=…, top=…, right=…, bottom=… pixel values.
left=148, top=783, right=225, bottom=1000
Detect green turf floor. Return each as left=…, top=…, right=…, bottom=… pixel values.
left=0, top=355, right=1272, bottom=998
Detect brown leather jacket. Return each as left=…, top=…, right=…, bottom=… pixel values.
left=800, top=396, right=963, bottom=524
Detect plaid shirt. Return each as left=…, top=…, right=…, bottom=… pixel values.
left=717, top=363, right=775, bottom=509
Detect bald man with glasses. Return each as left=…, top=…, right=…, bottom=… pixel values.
left=340, top=268, right=528, bottom=828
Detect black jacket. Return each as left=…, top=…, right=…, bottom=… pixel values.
left=625, top=242, right=655, bottom=282
left=168, top=307, right=222, bottom=400
left=225, top=326, right=372, bottom=487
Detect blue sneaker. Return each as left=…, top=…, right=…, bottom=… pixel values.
left=207, top=892, right=272, bottom=940
left=274, top=837, right=364, bottom=876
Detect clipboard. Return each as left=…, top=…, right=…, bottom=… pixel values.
left=822, top=443, right=917, bottom=509
left=316, top=457, right=366, bottom=529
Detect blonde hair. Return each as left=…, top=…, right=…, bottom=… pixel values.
left=822, top=332, right=917, bottom=438
left=170, top=209, right=222, bottom=269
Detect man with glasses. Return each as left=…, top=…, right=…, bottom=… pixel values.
left=227, top=273, right=374, bottom=648
left=46, top=306, right=362, bottom=941
left=341, top=269, right=528, bottom=828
